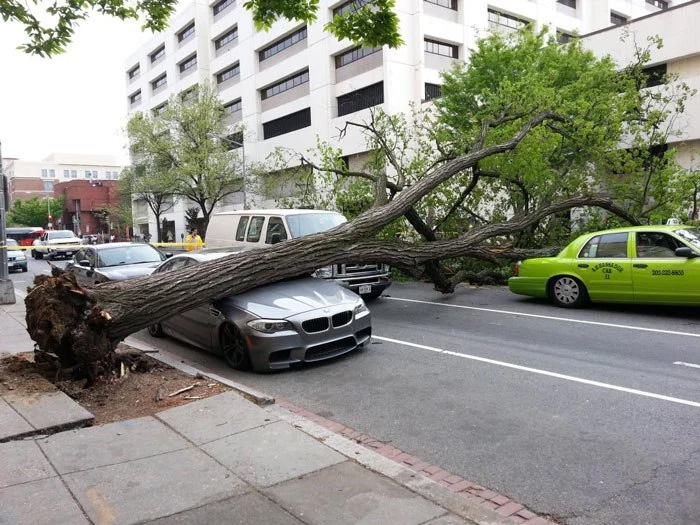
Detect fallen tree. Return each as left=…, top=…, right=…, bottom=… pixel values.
left=25, top=108, right=637, bottom=382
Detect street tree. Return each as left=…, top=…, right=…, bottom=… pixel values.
left=126, top=84, right=243, bottom=232
left=8, top=196, right=64, bottom=228
left=3, top=0, right=400, bottom=56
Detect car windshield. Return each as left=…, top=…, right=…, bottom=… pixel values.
left=50, top=231, right=75, bottom=239
left=97, top=245, right=164, bottom=267
left=6, top=239, right=18, bottom=247
left=674, top=228, right=700, bottom=250
left=286, top=213, right=346, bottom=238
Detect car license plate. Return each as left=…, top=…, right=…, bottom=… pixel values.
left=65, top=251, right=72, bottom=256
left=359, top=285, right=372, bottom=295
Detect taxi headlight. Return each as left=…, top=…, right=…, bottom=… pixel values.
left=246, top=319, right=294, bottom=334
left=315, top=265, right=333, bottom=279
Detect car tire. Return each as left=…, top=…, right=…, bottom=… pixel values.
left=549, top=276, right=588, bottom=308
left=22, top=267, right=28, bottom=273
left=220, top=323, right=251, bottom=371
left=147, top=323, right=163, bottom=338
left=31, top=250, right=36, bottom=258
left=35, top=251, right=43, bottom=260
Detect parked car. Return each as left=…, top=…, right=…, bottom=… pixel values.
left=32, top=230, right=82, bottom=260
left=4, top=239, right=28, bottom=273
left=66, top=242, right=171, bottom=287
left=148, top=251, right=372, bottom=372
left=205, top=209, right=391, bottom=300
left=509, top=225, right=700, bottom=307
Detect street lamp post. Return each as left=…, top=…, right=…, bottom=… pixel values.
left=207, top=132, right=246, bottom=209
left=0, top=140, right=16, bottom=304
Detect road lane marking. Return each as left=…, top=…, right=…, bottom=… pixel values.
left=385, top=296, right=700, bottom=338
left=374, top=335, right=700, bottom=408
left=674, top=361, right=700, bottom=369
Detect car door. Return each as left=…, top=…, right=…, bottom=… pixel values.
left=71, top=248, right=97, bottom=286
left=175, top=259, right=215, bottom=350
left=575, top=232, right=633, bottom=302
left=632, top=231, right=700, bottom=304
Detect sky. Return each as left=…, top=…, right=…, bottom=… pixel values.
left=0, top=11, right=170, bottom=165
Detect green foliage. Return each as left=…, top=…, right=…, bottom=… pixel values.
left=126, top=83, right=244, bottom=229
left=1, top=0, right=177, bottom=56
left=8, top=196, right=64, bottom=227
left=244, top=0, right=403, bottom=49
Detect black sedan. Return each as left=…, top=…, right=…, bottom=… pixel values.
left=67, top=242, right=170, bottom=287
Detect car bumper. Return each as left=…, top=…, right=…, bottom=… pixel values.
left=334, top=275, right=392, bottom=296
left=244, top=311, right=372, bottom=371
left=7, top=261, right=27, bottom=271
left=508, top=277, right=548, bottom=298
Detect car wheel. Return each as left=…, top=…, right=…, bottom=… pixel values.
left=36, top=251, right=43, bottom=260
left=147, top=323, right=163, bottom=337
left=549, top=276, right=588, bottom=308
left=31, top=250, right=36, bottom=258
left=220, top=323, right=251, bottom=371
left=22, top=267, right=28, bottom=273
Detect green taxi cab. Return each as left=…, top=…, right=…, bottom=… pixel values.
left=508, top=225, right=700, bottom=307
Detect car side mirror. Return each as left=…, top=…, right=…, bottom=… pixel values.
left=165, top=252, right=173, bottom=259
left=675, top=247, right=698, bottom=258
left=79, top=259, right=92, bottom=267
left=270, top=233, right=282, bottom=245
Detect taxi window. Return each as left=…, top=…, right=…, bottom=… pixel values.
left=636, top=232, right=683, bottom=258
left=579, top=233, right=628, bottom=258
left=246, top=216, right=265, bottom=243
left=265, top=217, right=288, bottom=244
left=235, top=216, right=249, bottom=241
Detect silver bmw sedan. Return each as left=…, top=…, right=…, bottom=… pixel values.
left=148, top=251, right=372, bottom=372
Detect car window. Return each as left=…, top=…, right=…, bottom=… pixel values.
left=85, top=249, right=97, bottom=266
left=265, top=217, right=288, bottom=244
left=674, top=228, right=700, bottom=250
left=74, top=249, right=85, bottom=261
left=96, top=245, right=164, bottom=267
left=579, top=233, right=628, bottom=258
left=235, top=216, right=249, bottom=242
left=157, top=258, right=189, bottom=273
left=6, top=239, right=18, bottom=247
left=246, top=216, right=265, bottom=243
left=636, top=232, right=683, bottom=258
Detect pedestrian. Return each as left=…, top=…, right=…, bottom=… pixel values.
left=166, top=230, right=174, bottom=243
left=185, top=228, right=203, bottom=252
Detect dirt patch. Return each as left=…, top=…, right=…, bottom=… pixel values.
left=0, top=346, right=230, bottom=425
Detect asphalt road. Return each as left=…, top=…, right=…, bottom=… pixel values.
left=13, top=258, right=700, bottom=524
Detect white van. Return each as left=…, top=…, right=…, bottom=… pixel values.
left=205, top=209, right=391, bottom=299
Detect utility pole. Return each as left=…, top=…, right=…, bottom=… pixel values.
left=0, top=140, right=17, bottom=304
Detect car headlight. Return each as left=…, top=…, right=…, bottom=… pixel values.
left=17, top=253, right=26, bottom=260
left=353, top=299, right=368, bottom=316
left=315, top=265, right=333, bottom=279
left=246, top=319, right=294, bottom=334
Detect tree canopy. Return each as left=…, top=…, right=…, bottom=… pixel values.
left=8, top=196, right=64, bottom=228
left=3, top=0, right=402, bottom=56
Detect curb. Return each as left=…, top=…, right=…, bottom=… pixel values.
left=121, top=338, right=274, bottom=407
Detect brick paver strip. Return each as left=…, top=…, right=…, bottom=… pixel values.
left=277, top=398, right=549, bottom=525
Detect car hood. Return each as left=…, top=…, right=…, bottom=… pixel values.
left=97, top=262, right=160, bottom=281
left=7, top=249, right=24, bottom=258
left=218, top=277, right=359, bottom=319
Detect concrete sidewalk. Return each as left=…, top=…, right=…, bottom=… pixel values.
left=0, top=389, right=511, bottom=525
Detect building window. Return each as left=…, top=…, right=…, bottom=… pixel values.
left=337, top=82, right=384, bottom=117
left=557, top=30, right=574, bottom=44
left=49, top=169, right=56, bottom=178
left=425, top=83, right=442, bottom=101
left=151, top=74, right=167, bottom=91
left=259, top=26, right=307, bottom=62
left=215, top=26, right=238, bottom=49
left=41, top=169, right=47, bottom=178
left=224, top=98, right=242, bottom=113
left=333, top=0, right=370, bottom=17
left=263, top=108, right=311, bottom=139
left=556, top=0, right=576, bottom=8
left=610, top=12, right=627, bottom=25
left=261, top=70, right=309, bottom=100
left=129, top=90, right=142, bottom=105
left=150, top=45, right=165, bottom=63
left=646, top=0, right=668, bottom=9
left=487, top=9, right=528, bottom=30
left=335, top=45, right=381, bottom=68
left=424, top=38, right=458, bottom=58
left=63, top=169, right=70, bottom=178
left=424, top=0, right=457, bottom=10
left=128, top=64, right=140, bottom=79
left=216, top=62, right=240, bottom=84
left=71, top=170, right=77, bottom=178
left=179, top=54, right=197, bottom=73
left=642, top=63, right=667, bottom=88
left=152, top=103, right=167, bottom=116
left=181, top=87, right=197, bottom=103
left=213, top=0, right=234, bottom=16
left=177, top=22, right=195, bottom=42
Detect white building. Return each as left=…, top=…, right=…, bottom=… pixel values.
left=124, top=0, right=677, bottom=238
left=4, top=153, right=123, bottom=205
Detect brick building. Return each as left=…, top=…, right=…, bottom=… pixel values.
left=53, top=180, right=120, bottom=236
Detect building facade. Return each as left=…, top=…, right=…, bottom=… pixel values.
left=4, top=153, right=123, bottom=205
left=53, top=180, right=121, bottom=237
left=124, top=0, right=677, bottom=238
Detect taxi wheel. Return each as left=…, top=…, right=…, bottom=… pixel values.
left=221, top=323, right=251, bottom=371
left=549, top=276, right=588, bottom=308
